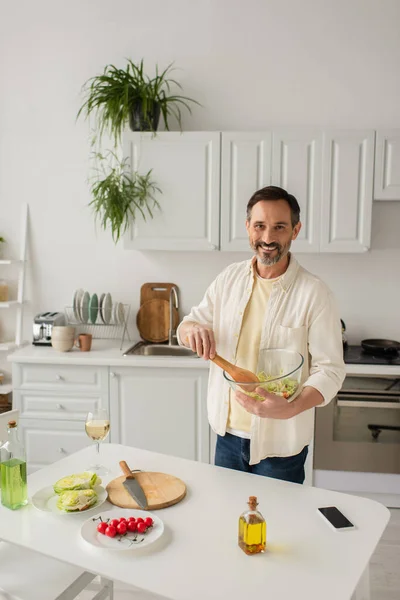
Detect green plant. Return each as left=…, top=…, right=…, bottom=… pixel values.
left=89, top=152, right=161, bottom=244
left=77, top=59, right=200, bottom=143
left=0, top=237, right=5, bottom=243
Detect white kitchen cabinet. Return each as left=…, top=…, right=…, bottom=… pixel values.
left=123, top=132, right=221, bottom=251
left=17, top=419, right=91, bottom=474
left=220, top=132, right=272, bottom=251
left=320, top=130, right=375, bottom=252
left=123, top=129, right=374, bottom=254
left=374, top=129, right=400, bottom=200
left=109, top=366, right=210, bottom=463
left=272, top=130, right=322, bottom=253
left=12, top=363, right=110, bottom=472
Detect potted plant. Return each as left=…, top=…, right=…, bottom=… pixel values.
left=77, top=59, right=200, bottom=143
left=89, top=152, right=161, bottom=244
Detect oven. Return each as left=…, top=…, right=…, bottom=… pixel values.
left=314, top=376, right=400, bottom=474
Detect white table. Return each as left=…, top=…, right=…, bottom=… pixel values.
left=0, top=444, right=390, bottom=600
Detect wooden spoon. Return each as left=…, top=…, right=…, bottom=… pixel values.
left=211, top=353, right=259, bottom=384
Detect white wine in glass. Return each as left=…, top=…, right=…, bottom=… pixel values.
left=85, top=409, right=110, bottom=475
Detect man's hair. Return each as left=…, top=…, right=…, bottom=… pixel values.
left=246, top=186, right=300, bottom=227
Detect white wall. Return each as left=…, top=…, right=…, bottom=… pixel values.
left=1, top=0, right=400, bottom=369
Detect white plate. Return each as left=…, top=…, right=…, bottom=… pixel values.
left=80, top=291, right=90, bottom=323
left=117, top=302, right=125, bottom=325
left=112, top=302, right=118, bottom=325
left=81, top=508, right=164, bottom=551
left=102, top=293, right=112, bottom=325
left=31, top=485, right=108, bottom=515
left=73, top=289, right=84, bottom=322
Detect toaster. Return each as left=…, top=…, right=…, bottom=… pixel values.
left=32, top=312, right=66, bottom=346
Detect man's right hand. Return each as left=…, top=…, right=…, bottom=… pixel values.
left=180, top=322, right=216, bottom=361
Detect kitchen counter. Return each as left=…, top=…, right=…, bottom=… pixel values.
left=8, top=340, right=400, bottom=376
left=7, top=339, right=209, bottom=369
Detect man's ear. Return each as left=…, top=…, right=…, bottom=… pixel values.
left=292, top=221, right=302, bottom=241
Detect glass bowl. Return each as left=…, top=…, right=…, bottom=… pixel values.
left=223, top=348, right=304, bottom=401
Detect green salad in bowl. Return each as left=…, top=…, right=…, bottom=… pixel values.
left=223, top=348, right=304, bottom=401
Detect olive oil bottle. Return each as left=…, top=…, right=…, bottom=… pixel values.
left=0, top=420, right=28, bottom=510
left=238, top=496, right=266, bottom=555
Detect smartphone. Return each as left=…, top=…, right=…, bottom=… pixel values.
left=317, top=506, right=355, bottom=531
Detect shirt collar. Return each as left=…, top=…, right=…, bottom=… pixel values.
left=247, top=253, right=299, bottom=293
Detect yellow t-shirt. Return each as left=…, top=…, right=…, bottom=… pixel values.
left=226, top=273, right=280, bottom=436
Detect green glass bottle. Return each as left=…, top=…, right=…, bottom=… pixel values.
left=1, top=420, right=28, bottom=510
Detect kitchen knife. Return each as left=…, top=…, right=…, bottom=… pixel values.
left=119, top=460, right=148, bottom=509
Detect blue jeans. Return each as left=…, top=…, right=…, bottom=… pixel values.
left=215, top=432, right=308, bottom=484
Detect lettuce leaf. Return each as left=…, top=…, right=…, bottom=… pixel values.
left=53, top=471, right=101, bottom=495
left=56, top=489, right=98, bottom=512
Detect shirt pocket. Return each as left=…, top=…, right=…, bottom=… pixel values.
left=275, top=325, right=307, bottom=354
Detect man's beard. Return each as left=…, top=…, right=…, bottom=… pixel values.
left=253, top=240, right=291, bottom=266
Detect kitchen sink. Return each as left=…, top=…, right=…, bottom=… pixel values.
left=123, top=342, right=199, bottom=358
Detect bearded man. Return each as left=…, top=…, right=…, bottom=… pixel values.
left=178, top=186, right=345, bottom=484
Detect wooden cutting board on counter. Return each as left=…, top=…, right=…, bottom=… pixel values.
left=136, top=283, right=179, bottom=343
left=106, top=471, right=187, bottom=510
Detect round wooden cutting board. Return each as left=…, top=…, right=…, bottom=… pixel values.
left=106, top=471, right=187, bottom=510
left=136, top=299, right=179, bottom=343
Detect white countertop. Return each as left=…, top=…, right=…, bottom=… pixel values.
left=8, top=340, right=400, bottom=376
left=0, top=443, right=390, bottom=600
left=7, top=339, right=209, bottom=369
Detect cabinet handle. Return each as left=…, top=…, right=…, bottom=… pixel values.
left=56, top=403, right=64, bottom=410
left=56, top=375, right=63, bottom=381
left=58, top=447, right=66, bottom=454
left=110, top=372, right=116, bottom=378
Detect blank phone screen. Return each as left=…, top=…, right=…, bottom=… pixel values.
left=318, top=506, right=354, bottom=529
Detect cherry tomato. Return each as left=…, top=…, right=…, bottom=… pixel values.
left=127, top=520, right=137, bottom=532
left=110, top=519, right=120, bottom=528
left=116, top=522, right=127, bottom=534
left=128, top=517, right=136, bottom=522
left=136, top=517, right=144, bottom=524
left=105, top=526, right=117, bottom=538
left=144, top=517, right=153, bottom=528
left=97, top=522, right=108, bottom=535
left=137, top=522, right=147, bottom=533
left=119, top=517, right=127, bottom=523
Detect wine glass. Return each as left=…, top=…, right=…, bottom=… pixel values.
left=85, top=408, right=110, bottom=475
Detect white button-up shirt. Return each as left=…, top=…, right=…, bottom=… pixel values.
left=177, top=254, right=346, bottom=464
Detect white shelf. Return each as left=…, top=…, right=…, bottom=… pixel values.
left=0, top=260, right=22, bottom=265
left=0, top=301, right=23, bottom=308
left=0, top=341, right=25, bottom=352
left=0, top=384, right=12, bottom=395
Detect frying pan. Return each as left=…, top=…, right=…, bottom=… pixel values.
left=361, top=338, right=400, bottom=355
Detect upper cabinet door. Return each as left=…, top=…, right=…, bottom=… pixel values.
left=220, top=132, right=272, bottom=251
left=123, top=132, right=221, bottom=251
left=271, top=130, right=322, bottom=253
left=320, top=130, right=375, bottom=253
left=374, top=129, right=400, bottom=200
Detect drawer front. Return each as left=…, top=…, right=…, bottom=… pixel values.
left=15, top=364, right=106, bottom=391
left=19, top=419, right=109, bottom=473
left=14, top=390, right=103, bottom=421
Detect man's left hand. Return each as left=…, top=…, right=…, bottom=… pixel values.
left=235, top=387, right=296, bottom=420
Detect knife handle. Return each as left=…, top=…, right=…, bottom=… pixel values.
left=119, top=460, right=134, bottom=478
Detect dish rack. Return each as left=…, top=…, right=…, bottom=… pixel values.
left=64, top=304, right=131, bottom=350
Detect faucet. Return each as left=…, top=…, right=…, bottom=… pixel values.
left=168, top=286, right=179, bottom=345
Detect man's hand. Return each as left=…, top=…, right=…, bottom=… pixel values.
left=235, top=385, right=325, bottom=419
left=235, top=388, right=296, bottom=420
left=180, top=321, right=216, bottom=360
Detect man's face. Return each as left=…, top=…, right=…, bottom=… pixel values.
left=246, top=200, right=301, bottom=266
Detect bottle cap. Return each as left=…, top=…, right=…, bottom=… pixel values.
left=8, top=420, right=17, bottom=428
left=248, top=495, right=258, bottom=507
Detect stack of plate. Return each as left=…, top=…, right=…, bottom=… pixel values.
left=72, top=290, right=125, bottom=326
